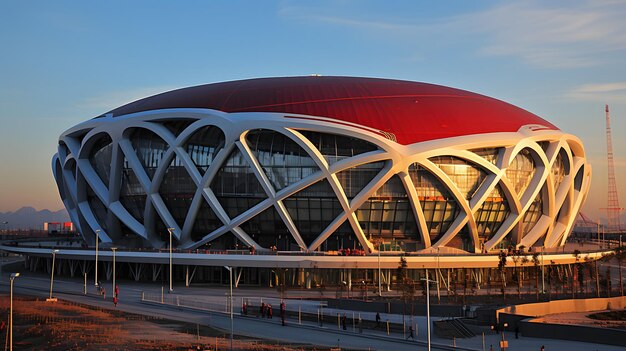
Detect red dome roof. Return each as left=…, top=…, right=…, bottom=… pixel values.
left=103, top=76, right=557, bottom=145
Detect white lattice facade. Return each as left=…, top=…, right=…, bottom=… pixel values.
left=52, top=108, right=590, bottom=254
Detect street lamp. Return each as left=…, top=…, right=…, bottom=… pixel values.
left=501, top=322, right=509, bottom=350
left=95, top=229, right=100, bottom=286
left=10, top=272, right=19, bottom=351
left=224, top=266, right=233, bottom=351
left=167, top=227, right=174, bottom=292
left=377, top=243, right=382, bottom=296
left=436, top=247, right=441, bottom=303
left=421, top=270, right=436, bottom=351
left=111, top=247, right=117, bottom=297
left=47, top=249, right=59, bottom=302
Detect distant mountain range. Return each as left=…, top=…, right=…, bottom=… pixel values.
left=0, top=207, right=70, bottom=230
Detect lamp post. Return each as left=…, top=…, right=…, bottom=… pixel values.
left=436, top=247, right=441, bottom=303
left=224, top=266, right=233, bottom=351
left=362, top=280, right=367, bottom=301
left=48, top=249, right=59, bottom=301
left=377, top=243, right=382, bottom=296
left=421, top=270, right=436, bottom=351
left=541, top=245, right=546, bottom=295
left=500, top=322, right=509, bottom=350
left=95, top=229, right=100, bottom=286
left=111, top=247, right=117, bottom=297
left=167, top=227, right=174, bottom=292
left=9, top=272, right=19, bottom=351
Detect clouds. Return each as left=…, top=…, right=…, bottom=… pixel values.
left=568, top=82, right=626, bottom=101
left=280, top=0, right=626, bottom=69
left=462, top=1, right=626, bottom=68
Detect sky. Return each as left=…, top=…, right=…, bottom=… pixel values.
left=0, top=0, right=625, bottom=223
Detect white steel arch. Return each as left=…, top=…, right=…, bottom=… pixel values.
left=53, top=109, right=590, bottom=253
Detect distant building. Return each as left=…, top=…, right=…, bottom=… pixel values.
left=44, top=221, right=74, bottom=235
left=52, top=76, right=591, bottom=255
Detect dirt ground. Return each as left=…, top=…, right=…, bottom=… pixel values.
left=531, top=309, right=626, bottom=330
left=0, top=296, right=332, bottom=350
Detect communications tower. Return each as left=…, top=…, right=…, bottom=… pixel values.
left=604, top=104, right=623, bottom=232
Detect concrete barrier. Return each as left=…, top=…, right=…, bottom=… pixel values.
left=495, top=296, right=626, bottom=347
left=497, top=296, right=626, bottom=319
left=327, top=299, right=464, bottom=317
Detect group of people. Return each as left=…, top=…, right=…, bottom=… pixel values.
left=337, top=248, right=365, bottom=256
left=242, top=300, right=287, bottom=325
left=97, top=281, right=119, bottom=306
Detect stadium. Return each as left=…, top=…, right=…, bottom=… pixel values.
left=51, top=76, right=591, bottom=253
left=8, top=76, right=602, bottom=288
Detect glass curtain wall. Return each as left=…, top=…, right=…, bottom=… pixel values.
left=408, top=164, right=459, bottom=245
left=356, top=175, right=421, bottom=251
left=210, top=148, right=267, bottom=218
left=299, top=130, right=379, bottom=165
left=246, top=129, right=319, bottom=191
left=130, top=129, right=169, bottom=179
left=88, top=135, right=113, bottom=187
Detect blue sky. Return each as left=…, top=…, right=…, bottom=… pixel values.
left=1, top=0, right=625, bottom=222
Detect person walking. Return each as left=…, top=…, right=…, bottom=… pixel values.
left=280, top=301, right=286, bottom=326
left=375, top=312, right=381, bottom=328
left=268, top=304, right=273, bottom=319
left=342, top=313, right=347, bottom=330
left=406, top=325, right=414, bottom=340
left=260, top=303, right=265, bottom=318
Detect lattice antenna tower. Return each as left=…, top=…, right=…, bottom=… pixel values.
left=604, top=104, right=623, bottom=232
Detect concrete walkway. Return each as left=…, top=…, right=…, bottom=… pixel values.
left=0, top=267, right=621, bottom=351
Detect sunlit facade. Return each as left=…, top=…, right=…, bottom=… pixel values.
left=52, top=76, right=591, bottom=254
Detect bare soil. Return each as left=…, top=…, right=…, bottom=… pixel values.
left=0, top=297, right=331, bottom=350
left=531, top=310, right=626, bottom=330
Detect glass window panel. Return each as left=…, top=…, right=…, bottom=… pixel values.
left=183, top=125, right=225, bottom=174
left=191, top=200, right=223, bottom=242
left=159, top=154, right=197, bottom=228
left=552, top=149, right=569, bottom=192
left=210, top=148, right=267, bottom=218
left=87, top=186, right=108, bottom=232
left=88, top=134, right=113, bottom=187
left=299, top=131, right=379, bottom=166
left=430, top=156, right=487, bottom=200
left=505, top=148, right=536, bottom=199
left=470, top=148, right=502, bottom=165
left=474, top=183, right=510, bottom=241
left=408, top=164, right=459, bottom=243
left=120, top=157, right=146, bottom=223
left=246, top=129, right=319, bottom=191
left=239, top=206, right=297, bottom=250
left=129, top=128, right=169, bottom=179
left=336, top=161, right=385, bottom=199
left=356, top=175, right=421, bottom=251
left=284, top=179, right=342, bottom=246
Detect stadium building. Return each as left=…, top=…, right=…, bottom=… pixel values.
left=22, top=76, right=605, bottom=288
left=52, top=76, right=590, bottom=255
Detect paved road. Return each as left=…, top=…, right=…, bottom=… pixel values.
left=0, top=266, right=622, bottom=351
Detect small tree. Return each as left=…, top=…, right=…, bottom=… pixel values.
left=498, top=251, right=508, bottom=302
left=532, top=252, right=540, bottom=300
